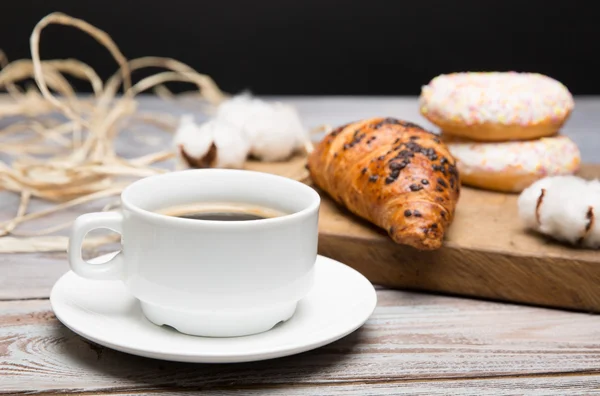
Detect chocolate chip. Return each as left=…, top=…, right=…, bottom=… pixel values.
left=390, top=162, right=406, bottom=171
left=330, top=125, right=346, bottom=137
left=406, top=142, right=422, bottom=152
left=440, top=157, right=448, bottom=165
left=380, top=118, right=423, bottom=129
left=378, top=155, right=385, bottom=161
left=413, top=210, right=422, bottom=217
left=448, top=164, right=459, bottom=176
left=409, top=136, right=419, bottom=140
left=396, top=150, right=414, bottom=159
left=385, top=176, right=395, bottom=184
left=431, top=223, right=438, bottom=229
left=350, top=133, right=366, bottom=145
left=403, top=121, right=424, bottom=129
left=404, top=210, right=412, bottom=217
left=437, top=178, right=448, bottom=188
left=421, top=179, right=429, bottom=185
left=361, top=167, right=367, bottom=175
left=374, top=118, right=401, bottom=129
left=390, top=169, right=400, bottom=178
left=409, top=184, right=423, bottom=192
left=436, top=186, right=444, bottom=192
left=369, top=175, right=378, bottom=182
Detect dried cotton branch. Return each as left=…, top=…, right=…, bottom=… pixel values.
left=0, top=12, right=307, bottom=254
left=0, top=50, right=24, bottom=97
left=30, top=12, right=131, bottom=125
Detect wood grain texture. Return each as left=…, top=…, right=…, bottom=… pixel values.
left=1, top=96, right=600, bottom=394
left=0, top=253, right=66, bottom=300
left=2, top=162, right=599, bottom=311
left=70, top=376, right=600, bottom=395
left=246, top=160, right=600, bottom=313
left=2, top=292, right=600, bottom=394
left=0, top=245, right=119, bottom=300
left=1, top=96, right=599, bottom=305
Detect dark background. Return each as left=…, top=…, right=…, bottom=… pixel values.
left=1, top=0, right=598, bottom=95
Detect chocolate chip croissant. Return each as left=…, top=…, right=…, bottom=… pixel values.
left=307, top=117, right=460, bottom=250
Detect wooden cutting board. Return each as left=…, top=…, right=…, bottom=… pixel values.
left=247, top=158, right=600, bottom=313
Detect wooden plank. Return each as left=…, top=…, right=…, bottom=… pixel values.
left=246, top=160, right=600, bottom=313
left=0, top=245, right=118, bottom=300
left=65, top=376, right=600, bottom=395
left=0, top=253, right=66, bottom=300
left=2, top=293, right=600, bottom=394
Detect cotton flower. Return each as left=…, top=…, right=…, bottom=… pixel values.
left=174, top=115, right=250, bottom=169
left=216, top=94, right=308, bottom=161
left=518, top=175, right=600, bottom=248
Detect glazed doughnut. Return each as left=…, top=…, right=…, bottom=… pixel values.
left=445, top=135, right=581, bottom=193
left=419, top=72, right=574, bottom=141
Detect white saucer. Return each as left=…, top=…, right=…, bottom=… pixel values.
left=50, top=254, right=377, bottom=363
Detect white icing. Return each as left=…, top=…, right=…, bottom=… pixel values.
left=447, top=136, right=580, bottom=175
left=420, top=72, right=574, bottom=126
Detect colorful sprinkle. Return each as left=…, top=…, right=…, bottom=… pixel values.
left=447, top=136, right=581, bottom=175
left=419, top=72, right=574, bottom=127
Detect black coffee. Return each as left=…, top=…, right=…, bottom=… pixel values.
left=177, top=211, right=267, bottom=221
left=157, top=202, right=286, bottom=221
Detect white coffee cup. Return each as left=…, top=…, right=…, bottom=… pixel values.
left=68, top=169, right=320, bottom=337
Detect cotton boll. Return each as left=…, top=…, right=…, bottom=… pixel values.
left=518, top=176, right=585, bottom=231
left=211, top=120, right=251, bottom=168
left=242, top=103, right=307, bottom=161
left=216, top=94, right=308, bottom=161
left=214, top=93, right=257, bottom=130
left=174, top=115, right=250, bottom=169
left=539, top=180, right=590, bottom=244
left=517, top=177, right=555, bottom=229
left=174, top=115, right=213, bottom=159
left=589, top=179, right=600, bottom=194
left=581, top=180, right=600, bottom=248
left=583, top=203, right=600, bottom=248
left=518, top=175, right=600, bottom=248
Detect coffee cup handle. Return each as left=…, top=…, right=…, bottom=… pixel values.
left=68, top=212, right=124, bottom=280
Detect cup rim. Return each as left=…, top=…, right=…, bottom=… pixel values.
left=120, top=168, right=320, bottom=227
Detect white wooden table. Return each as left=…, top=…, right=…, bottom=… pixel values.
left=1, top=96, right=600, bottom=395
